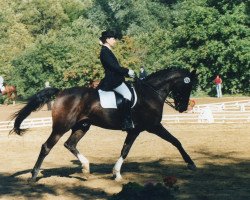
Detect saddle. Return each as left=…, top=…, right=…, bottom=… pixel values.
left=98, top=83, right=137, bottom=109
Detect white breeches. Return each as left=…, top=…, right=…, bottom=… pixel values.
left=114, top=82, right=132, bottom=101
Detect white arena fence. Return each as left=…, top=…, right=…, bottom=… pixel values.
left=0, top=100, right=250, bottom=131
left=0, top=117, right=52, bottom=131
left=163, top=99, right=250, bottom=124
left=193, top=100, right=250, bottom=112
left=162, top=112, right=250, bottom=124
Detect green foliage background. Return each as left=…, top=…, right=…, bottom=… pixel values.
left=0, top=0, right=249, bottom=98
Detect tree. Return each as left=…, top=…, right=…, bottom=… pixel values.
left=168, top=0, right=250, bottom=94
left=17, top=0, right=69, bottom=36
left=1, top=0, right=249, bottom=98
left=0, top=0, right=33, bottom=81
left=11, top=17, right=101, bottom=98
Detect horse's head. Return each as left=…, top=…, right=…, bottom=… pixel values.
left=142, top=68, right=197, bottom=113
left=170, top=69, right=196, bottom=113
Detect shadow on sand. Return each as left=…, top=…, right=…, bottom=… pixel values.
left=1, top=152, right=250, bottom=200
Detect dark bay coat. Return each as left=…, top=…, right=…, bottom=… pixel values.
left=99, top=46, right=129, bottom=91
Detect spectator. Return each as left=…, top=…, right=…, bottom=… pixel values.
left=0, top=76, right=4, bottom=94
left=214, top=75, right=222, bottom=98
left=139, top=66, right=147, bottom=80
left=45, top=81, right=52, bottom=110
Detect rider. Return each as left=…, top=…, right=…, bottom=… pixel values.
left=0, top=76, right=4, bottom=94
left=98, top=30, right=135, bottom=131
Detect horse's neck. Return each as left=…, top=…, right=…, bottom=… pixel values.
left=133, top=80, right=168, bottom=108
left=3, top=85, right=16, bottom=93
left=144, top=77, right=173, bottom=100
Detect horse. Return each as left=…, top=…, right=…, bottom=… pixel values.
left=0, top=84, right=17, bottom=105
left=10, top=68, right=197, bottom=182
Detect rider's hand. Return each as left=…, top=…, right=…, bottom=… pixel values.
left=128, top=69, right=135, bottom=78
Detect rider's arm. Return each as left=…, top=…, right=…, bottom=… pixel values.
left=100, top=47, right=129, bottom=76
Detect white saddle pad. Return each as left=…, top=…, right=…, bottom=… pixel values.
left=98, top=90, right=117, bottom=108
left=98, top=88, right=137, bottom=109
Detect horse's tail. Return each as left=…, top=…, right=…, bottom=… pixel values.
left=10, top=87, right=60, bottom=135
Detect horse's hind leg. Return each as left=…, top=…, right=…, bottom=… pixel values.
left=64, top=123, right=90, bottom=179
left=113, top=130, right=140, bottom=181
left=147, top=123, right=196, bottom=170
left=12, top=91, right=17, bottom=105
left=30, top=130, right=65, bottom=182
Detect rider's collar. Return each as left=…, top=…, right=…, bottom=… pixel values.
left=103, top=44, right=112, bottom=50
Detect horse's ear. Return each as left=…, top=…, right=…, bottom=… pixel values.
left=190, top=69, right=198, bottom=87
left=190, top=69, right=197, bottom=80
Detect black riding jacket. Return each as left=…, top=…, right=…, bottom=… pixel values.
left=98, top=46, right=129, bottom=90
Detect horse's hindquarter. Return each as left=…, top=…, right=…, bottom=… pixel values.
left=52, top=87, right=95, bottom=130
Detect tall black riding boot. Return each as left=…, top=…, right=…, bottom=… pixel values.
left=121, top=99, right=135, bottom=131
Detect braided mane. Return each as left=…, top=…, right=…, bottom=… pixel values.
left=144, top=67, right=189, bottom=81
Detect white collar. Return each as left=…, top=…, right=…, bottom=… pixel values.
left=103, top=44, right=112, bottom=50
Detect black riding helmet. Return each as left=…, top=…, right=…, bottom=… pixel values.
left=99, top=30, right=117, bottom=44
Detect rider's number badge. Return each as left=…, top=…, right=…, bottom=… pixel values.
left=184, top=77, right=190, bottom=84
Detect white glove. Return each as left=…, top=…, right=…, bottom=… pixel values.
left=128, top=69, right=135, bottom=78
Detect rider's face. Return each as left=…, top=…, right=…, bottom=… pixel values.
left=106, top=37, right=116, bottom=47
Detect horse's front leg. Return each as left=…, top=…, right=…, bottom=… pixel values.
left=113, top=130, right=140, bottom=181
left=147, top=123, right=196, bottom=170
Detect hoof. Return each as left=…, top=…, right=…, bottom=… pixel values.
left=82, top=174, right=90, bottom=180
left=27, top=177, right=37, bottom=184
left=82, top=169, right=90, bottom=180
left=114, top=176, right=123, bottom=182
left=187, top=163, right=197, bottom=171
left=113, top=173, right=123, bottom=182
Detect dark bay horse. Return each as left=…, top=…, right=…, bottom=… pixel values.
left=11, top=68, right=197, bottom=182
left=0, top=84, right=17, bottom=105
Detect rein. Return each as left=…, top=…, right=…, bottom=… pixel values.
left=135, top=77, right=176, bottom=109
left=164, top=95, right=176, bottom=110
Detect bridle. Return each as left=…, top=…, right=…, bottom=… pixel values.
left=135, top=77, right=176, bottom=110
left=163, top=93, right=176, bottom=110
